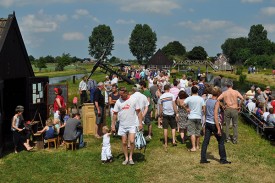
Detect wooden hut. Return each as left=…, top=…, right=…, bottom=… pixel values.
left=146, top=49, right=173, bottom=70
left=0, top=12, right=48, bottom=155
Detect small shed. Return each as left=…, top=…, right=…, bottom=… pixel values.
left=215, top=54, right=232, bottom=71
left=0, top=12, right=48, bottom=155
left=146, top=49, right=173, bottom=70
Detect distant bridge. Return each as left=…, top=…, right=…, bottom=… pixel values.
left=174, top=59, right=218, bottom=73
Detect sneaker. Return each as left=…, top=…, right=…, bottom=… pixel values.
left=122, top=160, right=128, bottom=165
left=158, top=125, right=163, bottom=129
left=226, top=139, right=231, bottom=143
left=145, top=135, right=152, bottom=140
left=128, top=160, right=135, bottom=165
left=220, top=160, right=231, bottom=164
left=79, top=142, right=86, bottom=148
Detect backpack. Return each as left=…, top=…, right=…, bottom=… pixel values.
left=135, top=130, right=146, bottom=152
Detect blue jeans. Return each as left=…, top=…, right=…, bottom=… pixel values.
left=201, top=123, right=227, bottom=162
left=76, top=129, right=84, bottom=147
left=90, top=88, right=95, bottom=103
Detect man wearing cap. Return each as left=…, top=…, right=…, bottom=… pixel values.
left=94, top=82, right=105, bottom=138
left=256, top=87, right=268, bottom=112
left=217, top=80, right=244, bottom=144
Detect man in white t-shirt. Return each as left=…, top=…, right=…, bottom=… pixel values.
left=112, top=87, right=142, bottom=165
left=131, top=84, right=149, bottom=127
left=184, top=86, right=205, bottom=152
left=111, top=74, right=118, bottom=86
left=159, top=84, right=178, bottom=152
left=179, top=74, right=188, bottom=90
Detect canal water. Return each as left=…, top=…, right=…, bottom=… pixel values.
left=49, top=73, right=86, bottom=84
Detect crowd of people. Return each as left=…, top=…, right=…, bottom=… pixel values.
left=12, top=66, right=275, bottom=167
left=244, top=85, right=275, bottom=126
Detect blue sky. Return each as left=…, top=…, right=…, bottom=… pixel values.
left=1, top=0, right=275, bottom=60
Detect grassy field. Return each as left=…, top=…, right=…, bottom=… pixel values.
left=1, top=117, right=275, bottom=183
left=6, top=64, right=271, bottom=182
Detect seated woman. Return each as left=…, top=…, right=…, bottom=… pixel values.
left=255, top=103, right=264, bottom=120
left=37, top=118, right=55, bottom=142
left=11, top=105, right=33, bottom=153
left=246, top=86, right=256, bottom=99
left=266, top=108, right=275, bottom=127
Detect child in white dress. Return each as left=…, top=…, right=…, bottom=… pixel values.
left=101, top=126, right=113, bottom=164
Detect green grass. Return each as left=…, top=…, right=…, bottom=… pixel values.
left=1, top=118, right=275, bottom=182
left=3, top=65, right=274, bottom=182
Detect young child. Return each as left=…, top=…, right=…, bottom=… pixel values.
left=37, top=118, right=55, bottom=143
left=101, top=126, right=113, bottom=164
left=53, top=118, right=61, bottom=136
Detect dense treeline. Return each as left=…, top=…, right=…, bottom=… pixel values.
left=31, top=24, right=275, bottom=70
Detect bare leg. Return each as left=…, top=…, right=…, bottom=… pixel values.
left=121, top=136, right=129, bottom=161
left=163, top=129, right=168, bottom=146
left=128, top=133, right=135, bottom=161
left=190, top=135, right=196, bottom=151
left=180, top=129, right=185, bottom=143
left=172, top=129, right=176, bottom=143
left=196, top=136, right=200, bottom=149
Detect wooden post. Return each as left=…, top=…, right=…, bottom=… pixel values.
left=73, top=76, right=76, bottom=84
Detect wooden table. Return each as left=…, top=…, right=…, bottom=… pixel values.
left=33, top=132, right=44, bottom=149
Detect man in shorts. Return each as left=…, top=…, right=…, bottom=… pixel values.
left=184, top=86, right=206, bottom=152
left=159, top=84, right=179, bottom=152
left=112, top=87, right=143, bottom=165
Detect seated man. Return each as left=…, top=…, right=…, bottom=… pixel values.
left=63, top=113, right=85, bottom=148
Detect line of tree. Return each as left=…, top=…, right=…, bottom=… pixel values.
left=221, top=24, right=275, bottom=68
left=29, top=53, right=83, bottom=72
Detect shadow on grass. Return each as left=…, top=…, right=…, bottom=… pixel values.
left=206, top=152, right=220, bottom=162
left=116, top=152, right=146, bottom=163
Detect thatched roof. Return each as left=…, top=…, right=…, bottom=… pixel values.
left=147, top=49, right=173, bottom=66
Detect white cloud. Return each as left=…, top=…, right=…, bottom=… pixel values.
left=119, top=0, right=181, bottom=15
left=116, top=19, right=135, bottom=24
left=226, top=26, right=248, bottom=38
left=72, top=9, right=99, bottom=22
left=178, top=19, right=232, bottom=31
left=264, top=24, right=275, bottom=33
left=0, top=0, right=14, bottom=7
left=0, top=0, right=92, bottom=7
left=20, top=10, right=67, bottom=33
left=62, top=32, right=84, bottom=40
left=240, top=0, right=263, bottom=3
left=260, top=7, right=275, bottom=16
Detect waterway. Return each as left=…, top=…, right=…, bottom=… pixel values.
left=49, top=73, right=86, bottom=84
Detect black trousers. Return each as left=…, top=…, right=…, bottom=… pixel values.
left=201, top=123, right=227, bottom=162
left=80, top=90, right=87, bottom=105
